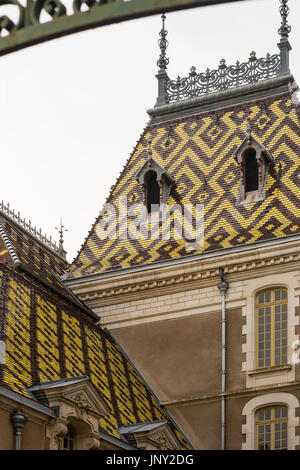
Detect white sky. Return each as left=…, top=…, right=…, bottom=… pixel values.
left=1, top=0, right=300, bottom=261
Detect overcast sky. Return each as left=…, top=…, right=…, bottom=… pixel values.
left=1, top=0, right=300, bottom=261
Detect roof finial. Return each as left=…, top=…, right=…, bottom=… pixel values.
left=246, top=117, right=252, bottom=144
left=278, top=0, right=291, bottom=40
left=148, top=140, right=152, bottom=160
left=277, top=0, right=291, bottom=75
left=147, top=140, right=153, bottom=164
left=157, top=13, right=169, bottom=71
left=55, top=218, right=68, bottom=259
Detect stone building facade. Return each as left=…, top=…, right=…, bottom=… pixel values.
left=1, top=0, right=300, bottom=451
left=66, top=0, right=300, bottom=450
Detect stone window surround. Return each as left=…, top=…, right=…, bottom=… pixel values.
left=242, top=392, right=300, bottom=450
left=234, top=133, right=273, bottom=206
left=136, top=157, right=174, bottom=215
left=29, top=377, right=110, bottom=450
left=241, top=273, right=300, bottom=389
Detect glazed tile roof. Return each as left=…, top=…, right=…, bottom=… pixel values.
left=67, top=91, right=300, bottom=279
left=0, top=217, right=93, bottom=314
left=0, top=262, right=190, bottom=448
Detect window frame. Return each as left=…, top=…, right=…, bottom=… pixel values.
left=255, top=287, right=288, bottom=369
left=144, top=170, right=161, bottom=214
left=255, top=405, right=288, bottom=450
left=57, top=426, right=75, bottom=450
left=242, top=393, right=300, bottom=450
left=234, top=133, right=273, bottom=205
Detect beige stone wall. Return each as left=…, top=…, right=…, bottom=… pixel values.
left=95, top=282, right=244, bottom=329
left=0, top=401, right=50, bottom=450
left=68, top=238, right=300, bottom=449
left=0, top=408, right=14, bottom=449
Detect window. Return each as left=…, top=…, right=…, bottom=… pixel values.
left=145, top=170, right=160, bottom=213
left=256, top=406, right=288, bottom=450
left=234, top=124, right=273, bottom=204
left=136, top=155, right=174, bottom=214
left=244, top=148, right=258, bottom=192
left=58, top=426, right=75, bottom=450
left=256, top=288, right=288, bottom=368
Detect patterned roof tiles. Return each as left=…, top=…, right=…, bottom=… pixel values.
left=0, top=263, right=190, bottom=448
left=67, top=92, right=300, bottom=279
left=0, top=218, right=95, bottom=315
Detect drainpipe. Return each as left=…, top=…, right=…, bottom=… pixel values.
left=218, top=268, right=229, bottom=451
left=10, top=410, right=28, bottom=450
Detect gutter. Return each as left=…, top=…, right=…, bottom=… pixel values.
left=64, top=232, right=300, bottom=286
left=218, top=268, right=229, bottom=451
left=0, top=384, right=56, bottom=417
left=99, top=431, right=138, bottom=450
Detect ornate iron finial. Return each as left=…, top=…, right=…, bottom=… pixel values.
left=246, top=117, right=252, bottom=144
left=55, top=218, right=68, bottom=259
left=190, top=66, right=197, bottom=77
left=157, top=13, right=169, bottom=71
left=278, top=0, right=291, bottom=40
left=277, top=0, right=291, bottom=75
left=147, top=140, right=152, bottom=161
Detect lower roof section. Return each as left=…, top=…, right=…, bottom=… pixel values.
left=0, top=262, right=191, bottom=449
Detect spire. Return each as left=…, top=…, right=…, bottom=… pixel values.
left=155, top=13, right=169, bottom=107
left=55, top=218, right=68, bottom=260
left=157, top=13, right=169, bottom=71
left=246, top=117, right=252, bottom=144
left=278, top=0, right=291, bottom=75
left=278, top=0, right=291, bottom=40
left=147, top=140, right=152, bottom=161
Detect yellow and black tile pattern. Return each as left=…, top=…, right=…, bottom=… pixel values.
left=1, top=220, right=70, bottom=298
left=0, top=264, right=190, bottom=449
left=68, top=93, right=300, bottom=278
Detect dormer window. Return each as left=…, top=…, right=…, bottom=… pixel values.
left=234, top=121, right=273, bottom=204
left=244, top=148, right=259, bottom=193
left=136, top=153, right=174, bottom=214
left=145, top=170, right=161, bottom=213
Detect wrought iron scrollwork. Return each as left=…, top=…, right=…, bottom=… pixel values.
left=165, top=52, right=281, bottom=104
left=31, top=0, right=67, bottom=24
left=0, top=0, right=252, bottom=58
left=73, top=0, right=95, bottom=14
left=0, top=0, right=24, bottom=35
left=278, top=0, right=291, bottom=39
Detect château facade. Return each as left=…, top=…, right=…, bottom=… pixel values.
left=1, top=0, right=300, bottom=451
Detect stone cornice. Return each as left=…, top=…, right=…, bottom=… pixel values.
left=68, top=237, right=300, bottom=308
left=161, top=380, right=300, bottom=409
left=147, top=74, right=294, bottom=124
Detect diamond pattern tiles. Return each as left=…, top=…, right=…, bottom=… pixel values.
left=68, top=93, right=300, bottom=279
left=0, top=264, right=189, bottom=449
left=0, top=220, right=84, bottom=307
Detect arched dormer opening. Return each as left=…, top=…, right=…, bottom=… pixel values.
left=136, top=156, right=174, bottom=215
left=145, top=170, right=160, bottom=213
left=244, top=148, right=259, bottom=193
left=234, top=123, right=273, bottom=204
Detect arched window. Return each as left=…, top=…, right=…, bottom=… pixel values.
left=145, top=170, right=160, bottom=213
left=58, top=426, right=75, bottom=450
left=256, top=288, right=288, bottom=368
left=234, top=127, right=273, bottom=204
left=256, top=406, right=288, bottom=450
left=244, top=148, right=258, bottom=193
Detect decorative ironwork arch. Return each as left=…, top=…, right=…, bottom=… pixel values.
left=0, top=0, right=246, bottom=57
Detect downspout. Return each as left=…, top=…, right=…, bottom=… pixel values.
left=218, top=268, right=229, bottom=451
left=10, top=410, right=28, bottom=450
